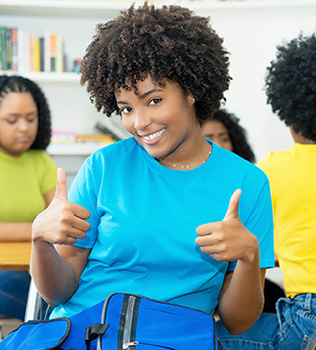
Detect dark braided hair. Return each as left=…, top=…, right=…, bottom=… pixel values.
left=265, top=33, right=316, bottom=142
left=0, top=75, right=52, bottom=149
left=201, top=109, right=256, bottom=163
left=80, top=2, right=231, bottom=121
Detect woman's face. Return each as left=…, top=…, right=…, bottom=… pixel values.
left=115, top=76, right=198, bottom=161
left=0, top=92, right=38, bottom=157
left=201, top=119, right=233, bottom=152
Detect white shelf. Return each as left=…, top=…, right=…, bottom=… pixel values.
left=0, top=0, right=315, bottom=18
left=0, top=0, right=126, bottom=18
left=47, top=142, right=110, bottom=156
left=0, top=71, right=80, bottom=83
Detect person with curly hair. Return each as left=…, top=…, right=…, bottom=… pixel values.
left=201, top=110, right=286, bottom=313
left=200, top=109, right=256, bottom=163
left=0, top=75, right=57, bottom=320
left=31, top=3, right=274, bottom=340
left=217, top=33, right=316, bottom=349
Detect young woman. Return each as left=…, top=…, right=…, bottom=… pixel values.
left=201, top=110, right=285, bottom=314
left=31, top=3, right=274, bottom=340
left=200, top=109, right=255, bottom=163
left=0, top=75, right=57, bottom=320
left=217, top=33, right=316, bottom=349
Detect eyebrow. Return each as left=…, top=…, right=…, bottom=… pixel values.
left=4, top=111, right=37, bottom=117
left=116, top=88, right=163, bottom=105
left=206, top=132, right=229, bottom=137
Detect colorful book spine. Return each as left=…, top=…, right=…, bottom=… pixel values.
left=0, top=26, right=5, bottom=71
left=55, top=35, right=64, bottom=73
left=44, top=31, right=51, bottom=72
left=0, top=26, right=67, bottom=73
left=5, top=27, right=12, bottom=70
left=39, top=37, right=45, bottom=72
left=11, top=27, right=18, bottom=71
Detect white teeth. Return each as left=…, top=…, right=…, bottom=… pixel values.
left=143, top=128, right=166, bottom=141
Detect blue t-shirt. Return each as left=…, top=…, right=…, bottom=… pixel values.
left=50, top=138, right=274, bottom=318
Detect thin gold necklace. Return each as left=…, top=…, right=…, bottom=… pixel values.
left=158, top=144, right=212, bottom=169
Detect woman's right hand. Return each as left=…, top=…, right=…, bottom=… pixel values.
left=32, top=167, right=91, bottom=245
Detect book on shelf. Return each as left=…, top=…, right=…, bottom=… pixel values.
left=39, top=37, right=45, bottom=72
left=0, top=25, right=69, bottom=74
left=5, top=27, right=12, bottom=71
left=30, top=34, right=40, bottom=72
left=11, top=28, right=18, bottom=72
left=0, top=27, right=6, bottom=71
left=49, top=33, right=57, bottom=72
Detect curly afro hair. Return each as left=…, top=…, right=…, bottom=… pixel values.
left=80, top=2, right=231, bottom=122
left=201, top=109, right=256, bottom=163
left=0, top=75, right=52, bottom=150
left=265, top=33, right=316, bottom=141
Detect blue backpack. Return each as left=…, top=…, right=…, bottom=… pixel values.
left=0, top=293, right=217, bottom=350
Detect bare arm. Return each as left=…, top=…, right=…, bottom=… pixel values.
left=196, top=189, right=265, bottom=334
left=0, top=188, right=56, bottom=242
left=217, top=262, right=265, bottom=334
left=31, top=168, right=91, bottom=306
left=0, top=222, right=32, bottom=241
left=31, top=240, right=90, bottom=306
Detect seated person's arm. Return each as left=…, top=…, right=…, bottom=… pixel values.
left=0, top=188, right=56, bottom=242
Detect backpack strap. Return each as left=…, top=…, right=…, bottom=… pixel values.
left=85, top=323, right=109, bottom=350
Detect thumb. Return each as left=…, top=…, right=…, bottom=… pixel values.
left=55, top=167, right=68, bottom=199
left=224, top=189, right=241, bottom=220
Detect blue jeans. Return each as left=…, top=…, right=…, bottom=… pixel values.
left=0, top=270, right=31, bottom=320
left=216, top=293, right=316, bottom=350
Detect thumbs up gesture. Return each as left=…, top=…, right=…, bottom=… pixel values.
left=32, top=168, right=91, bottom=245
left=195, top=189, right=258, bottom=263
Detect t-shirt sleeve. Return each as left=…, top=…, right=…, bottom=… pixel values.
left=68, top=156, right=99, bottom=249
left=241, top=174, right=275, bottom=269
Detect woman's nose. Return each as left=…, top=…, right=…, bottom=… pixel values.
left=17, top=119, right=29, bottom=132
left=134, top=111, right=151, bottom=130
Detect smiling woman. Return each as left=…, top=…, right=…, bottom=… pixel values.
left=115, top=77, right=206, bottom=165
left=30, top=3, right=274, bottom=346
left=0, top=75, right=57, bottom=321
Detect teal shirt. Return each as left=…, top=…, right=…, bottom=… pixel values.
left=51, top=138, right=274, bottom=319
left=0, top=150, right=57, bottom=223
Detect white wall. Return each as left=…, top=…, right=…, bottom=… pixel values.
left=2, top=2, right=316, bottom=161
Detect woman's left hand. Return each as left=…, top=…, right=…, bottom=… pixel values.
left=195, top=189, right=258, bottom=264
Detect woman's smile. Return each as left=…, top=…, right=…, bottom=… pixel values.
left=140, top=127, right=166, bottom=144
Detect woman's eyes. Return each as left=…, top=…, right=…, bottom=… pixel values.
left=148, top=98, right=162, bottom=106
left=6, top=116, right=37, bottom=124
left=119, top=98, right=162, bottom=114
left=27, top=117, right=37, bottom=123
left=120, top=107, right=133, bottom=114
left=6, top=119, right=17, bottom=124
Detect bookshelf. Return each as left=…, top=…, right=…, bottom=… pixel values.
left=0, top=0, right=315, bottom=17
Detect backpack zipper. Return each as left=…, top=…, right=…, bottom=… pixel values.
left=122, top=295, right=137, bottom=349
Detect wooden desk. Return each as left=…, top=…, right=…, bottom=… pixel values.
left=0, top=242, right=41, bottom=321
left=0, top=242, right=31, bottom=271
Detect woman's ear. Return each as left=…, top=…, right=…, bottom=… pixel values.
left=187, top=93, right=196, bottom=106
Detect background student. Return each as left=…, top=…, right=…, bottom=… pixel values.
left=0, top=75, right=57, bottom=321
left=217, top=32, right=316, bottom=349
left=200, top=109, right=255, bottom=163
left=200, top=109, right=285, bottom=313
